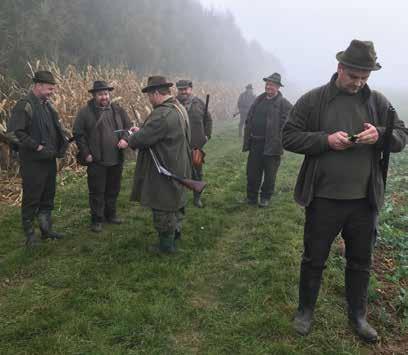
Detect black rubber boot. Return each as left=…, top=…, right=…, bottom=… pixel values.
left=174, top=229, right=181, bottom=241
left=293, top=265, right=322, bottom=336
left=23, top=219, right=40, bottom=248
left=159, top=232, right=176, bottom=254
left=346, top=269, right=378, bottom=343
left=38, top=211, right=63, bottom=240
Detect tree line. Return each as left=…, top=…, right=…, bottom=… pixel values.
left=0, top=0, right=283, bottom=85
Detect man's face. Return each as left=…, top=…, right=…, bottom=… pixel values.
left=147, top=91, right=160, bottom=106
left=94, top=90, right=110, bottom=107
left=36, top=83, right=56, bottom=101
left=265, top=81, right=280, bottom=97
left=177, top=87, right=192, bottom=100
left=336, top=64, right=371, bottom=94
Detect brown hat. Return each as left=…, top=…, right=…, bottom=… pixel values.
left=88, top=80, right=114, bottom=93
left=32, top=71, right=56, bottom=85
left=336, top=39, right=381, bottom=71
left=263, top=73, right=284, bottom=87
left=142, top=76, right=173, bottom=93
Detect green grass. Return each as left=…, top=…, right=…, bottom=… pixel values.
left=0, top=120, right=404, bottom=354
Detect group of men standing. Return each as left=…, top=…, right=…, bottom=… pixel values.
left=8, top=72, right=211, bottom=253
left=7, top=39, right=408, bottom=343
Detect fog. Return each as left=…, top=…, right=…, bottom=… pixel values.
left=200, top=0, right=408, bottom=95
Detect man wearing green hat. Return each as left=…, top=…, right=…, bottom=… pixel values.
left=283, top=40, right=408, bottom=342
left=237, top=84, right=256, bottom=137
left=176, top=79, right=212, bottom=208
left=243, top=73, right=292, bottom=208
left=129, top=76, right=191, bottom=254
left=73, top=81, right=131, bottom=233
left=7, top=71, right=69, bottom=247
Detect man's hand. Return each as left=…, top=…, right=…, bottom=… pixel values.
left=36, top=144, right=44, bottom=151
left=328, top=131, right=354, bottom=150
left=117, top=139, right=128, bottom=149
left=356, top=123, right=379, bottom=144
left=130, top=126, right=140, bottom=133
left=85, top=154, right=93, bottom=163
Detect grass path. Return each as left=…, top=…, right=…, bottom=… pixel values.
left=0, top=121, right=386, bottom=354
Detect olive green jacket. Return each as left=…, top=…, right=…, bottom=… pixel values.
left=282, top=74, right=408, bottom=211
left=178, top=96, right=212, bottom=149
left=243, top=92, right=292, bottom=156
left=7, top=92, right=68, bottom=161
left=128, top=97, right=191, bottom=211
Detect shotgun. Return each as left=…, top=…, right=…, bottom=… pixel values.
left=149, top=147, right=206, bottom=193
left=381, top=105, right=396, bottom=190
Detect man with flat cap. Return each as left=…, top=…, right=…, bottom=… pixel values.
left=283, top=40, right=408, bottom=342
left=237, top=84, right=256, bottom=137
left=243, top=73, right=292, bottom=207
left=129, top=76, right=191, bottom=254
left=73, top=81, right=131, bottom=233
left=7, top=71, right=68, bottom=246
left=176, top=79, right=212, bottom=208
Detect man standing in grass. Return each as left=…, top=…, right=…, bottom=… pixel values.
left=129, top=76, right=191, bottom=254
left=73, top=81, right=131, bottom=233
left=243, top=73, right=292, bottom=208
left=237, top=84, right=256, bottom=137
left=176, top=79, right=212, bottom=208
left=283, top=40, right=408, bottom=342
left=7, top=71, right=68, bottom=247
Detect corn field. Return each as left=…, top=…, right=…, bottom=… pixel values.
left=0, top=61, right=241, bottom=205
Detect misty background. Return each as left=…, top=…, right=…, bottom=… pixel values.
left=0, top=0, right=406, bottom=110
left=200, top=0, right=408, bottom=98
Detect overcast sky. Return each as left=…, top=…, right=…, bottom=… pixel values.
left=199, top=0, right=408, bottom=93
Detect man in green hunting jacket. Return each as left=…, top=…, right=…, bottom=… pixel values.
left=243, top=73, right=292, bottom=208
left=7, top=71, right=68, bottom=247
left=129, top=76, right=191, bottom=254
left=283, top=40, right=408, bottom=342
left=176, top=79, right=212, bottom=208
left=73, top=81, right=131, bottom=233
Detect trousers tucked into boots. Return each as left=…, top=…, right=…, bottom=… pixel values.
left=295, top=198, right=377, bottom=340
left=152, top=208, right=185, bottom=253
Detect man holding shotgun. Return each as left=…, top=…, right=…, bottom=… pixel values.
left=176, top=80, right=212, bottom=208
left=283, top=40, right=408, bottom=342
left=129, top=76, right=192, bottom=254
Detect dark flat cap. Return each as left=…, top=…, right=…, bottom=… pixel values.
left=176, top=80, right=193, bottom=89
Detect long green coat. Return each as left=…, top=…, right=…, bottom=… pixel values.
left=128, top=97, right=191, bottom=211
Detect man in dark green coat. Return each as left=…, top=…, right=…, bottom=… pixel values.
left=73, top=81, right=131, bottom=233
left=237, top=84, right=256, bottom=137
left=283, top=40, right=408, bottom=342
left=7, top=71, right=68, bottom=247
left=243, top=73, right=292, bottom=207
left=129, top=76, right=191, bottom=254
left=176, top=79, right=212, bottom=208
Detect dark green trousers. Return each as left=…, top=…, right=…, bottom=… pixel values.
left=20, top=158, right=56, bottom=222
left=246, top=141, right=281, bottom=201
left=87, top=163, right=123, bottom=223
left=298, top=198, right=376, bottom=314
